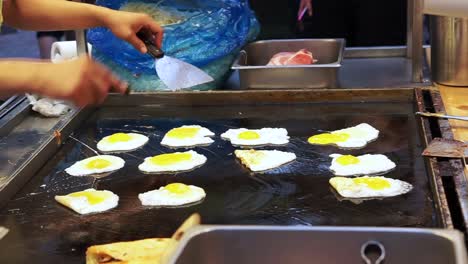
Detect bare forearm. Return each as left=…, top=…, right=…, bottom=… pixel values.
left=0, top=60, right=44, bottom=96
left=3, top=0, right=114, bottom=31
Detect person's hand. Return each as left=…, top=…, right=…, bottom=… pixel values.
left=35, top=56, right=127, bottom=107
left=104, top=10, right=164, bottom=53
left=298, top=0, right=313, bottom=17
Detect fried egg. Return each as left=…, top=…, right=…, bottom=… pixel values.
left=234, top=149, right=296, bottom=172
left=138, top=150, right=207, bottom=173
left=308, top=123, right=379, bottom=148
left=65, top=155, right=125, bottom=176
left=329, top=176, right=413, bottom=198
left=221, top=128, right=289, bottom=147
left=329, top=154, right=396, bottom=176
left=138, top=183, right=206, bottom=207
left=55, top=188, right=119, bottom=214
left=97, top=132, right=149, bottom=153
left=161, top=125, right=214, bottom=148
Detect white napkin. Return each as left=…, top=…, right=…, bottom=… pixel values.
left=29, top=96, right=71, bottom=117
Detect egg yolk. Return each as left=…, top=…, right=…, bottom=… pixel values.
left=149, top=153, right=192, bottom=166
left=166, top=127, right=200, bottom=139
left=86, top=158, right=112, bottom=169
left=68, top=191, right=111, bottom=205
left=308, top=133, right=350, bottom=144
left=353, top=177, right=391, bottom=190
left=336, top=155, right=360, bottom=165
left=165, top=183, right=190, bottom=194
left=107, top=133, right=132, bottom=143
left=238, top=131, right=260, bottom=140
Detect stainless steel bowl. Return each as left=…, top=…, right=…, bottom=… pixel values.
left=168, top=226, right=467, bottom=264
left=232, top=39, right=345, bottom=89
left=430, top=16, right=468, bottom=86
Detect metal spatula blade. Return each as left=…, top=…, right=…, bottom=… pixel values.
left=155, top=56, right=214, bottom=90
left=137, top=30, right=213, bottom=91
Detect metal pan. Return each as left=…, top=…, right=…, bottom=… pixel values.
left=168, top=225, right=467, bottom=264
left=232, top=39, right=345, bottom=89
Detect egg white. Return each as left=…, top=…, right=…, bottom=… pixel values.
left=221, top=128, right=290, bottom=147
left=55, top=188, right=119, bottom=214
left=329, top=153, right=396, bottom=176
left=65, top=155, right=125, bottom=176
left=138, top=185, right=206, bottom=207
left=138, top=150, right=207, bottom=173
left=235, top=149, right=296, bottom=172
left=161, top=125, right=215, bottom=148
left=97, top=133, right=149, bottom=153
left=309, top=123, right=379, bottom=149
left=329, top=176, right=413, bottom=198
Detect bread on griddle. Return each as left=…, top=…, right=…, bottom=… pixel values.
left=86, top=238, right=175, bottom=264
left=86, top=214, right=201, bottom=264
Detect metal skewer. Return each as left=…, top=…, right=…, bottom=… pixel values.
left=69, top=135, right=100, bottom=156
left=416, top=112, right=468, bottom=122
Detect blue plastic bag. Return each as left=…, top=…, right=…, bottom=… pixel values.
left=88, top=0, right=259, bottom=91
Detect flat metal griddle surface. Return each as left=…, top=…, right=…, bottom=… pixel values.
left=0, top=97, right=440, bottom=263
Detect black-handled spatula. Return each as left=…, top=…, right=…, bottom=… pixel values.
left=136, top=30, right=213, bottom=90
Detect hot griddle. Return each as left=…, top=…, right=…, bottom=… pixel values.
left=0, top=89, right=448, bottom=263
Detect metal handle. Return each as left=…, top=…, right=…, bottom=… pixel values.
left=416, top=112, right=468, bottom=121
left=72, top=0, right=88, bottom=56
left=361, top=241, right=386, bottom=264
left=239, top=50, right=248, bottom=65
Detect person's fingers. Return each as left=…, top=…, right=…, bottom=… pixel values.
left=81, top=61, right=109, bottom=105
left=90, top=64, right=114, bottom=104
left=73, top=89, right=91, bottom=107
left=72, top=58, right=95, bottom=107
left=146, top=21, right=164, bottom=48
left=128, top=33, right=147, bottom=53
left=109, top=74, right=128, bottom=94
left=76, top=74, right=101, bottom=106
left=298, top=2, right=305, bottom=17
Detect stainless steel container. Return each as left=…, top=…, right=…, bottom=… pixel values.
left=168, top=226, right=467, bottom=264
left=232, top=39, right=345, bottom=89
left=431, top=16, right=468, bottom=86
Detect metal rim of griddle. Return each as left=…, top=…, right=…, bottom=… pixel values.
left=0, top=96, right=30, bottom=138
left=415, top=88, right=468, bottom=233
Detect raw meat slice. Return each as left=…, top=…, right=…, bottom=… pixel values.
left=284, top=49, right=314, bottom=65
left=267, top=52, right=295, bottom=66
left=266, top=49, right=315, bottom=66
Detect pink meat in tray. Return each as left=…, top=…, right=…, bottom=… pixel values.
left=267, top=49, right=316, bottom=66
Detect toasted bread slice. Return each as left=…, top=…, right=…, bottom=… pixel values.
left=86, top=214, right=201, bottom=264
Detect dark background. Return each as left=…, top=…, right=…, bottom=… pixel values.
left=249, top=0, right=407, bottom=46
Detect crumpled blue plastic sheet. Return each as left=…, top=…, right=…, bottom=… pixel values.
left=88, top=0, right=259, bottom=91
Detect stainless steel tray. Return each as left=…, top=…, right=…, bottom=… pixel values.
left=168, top=226, right=467, bottom=264
left=232, top=39, right=345, bottom=89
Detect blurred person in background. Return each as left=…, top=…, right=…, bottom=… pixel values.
left=249, top=0, right=312, bottom=39
left=296, top=0, right=406, bottom=46
left=250, top=0, right=406, bottom=47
